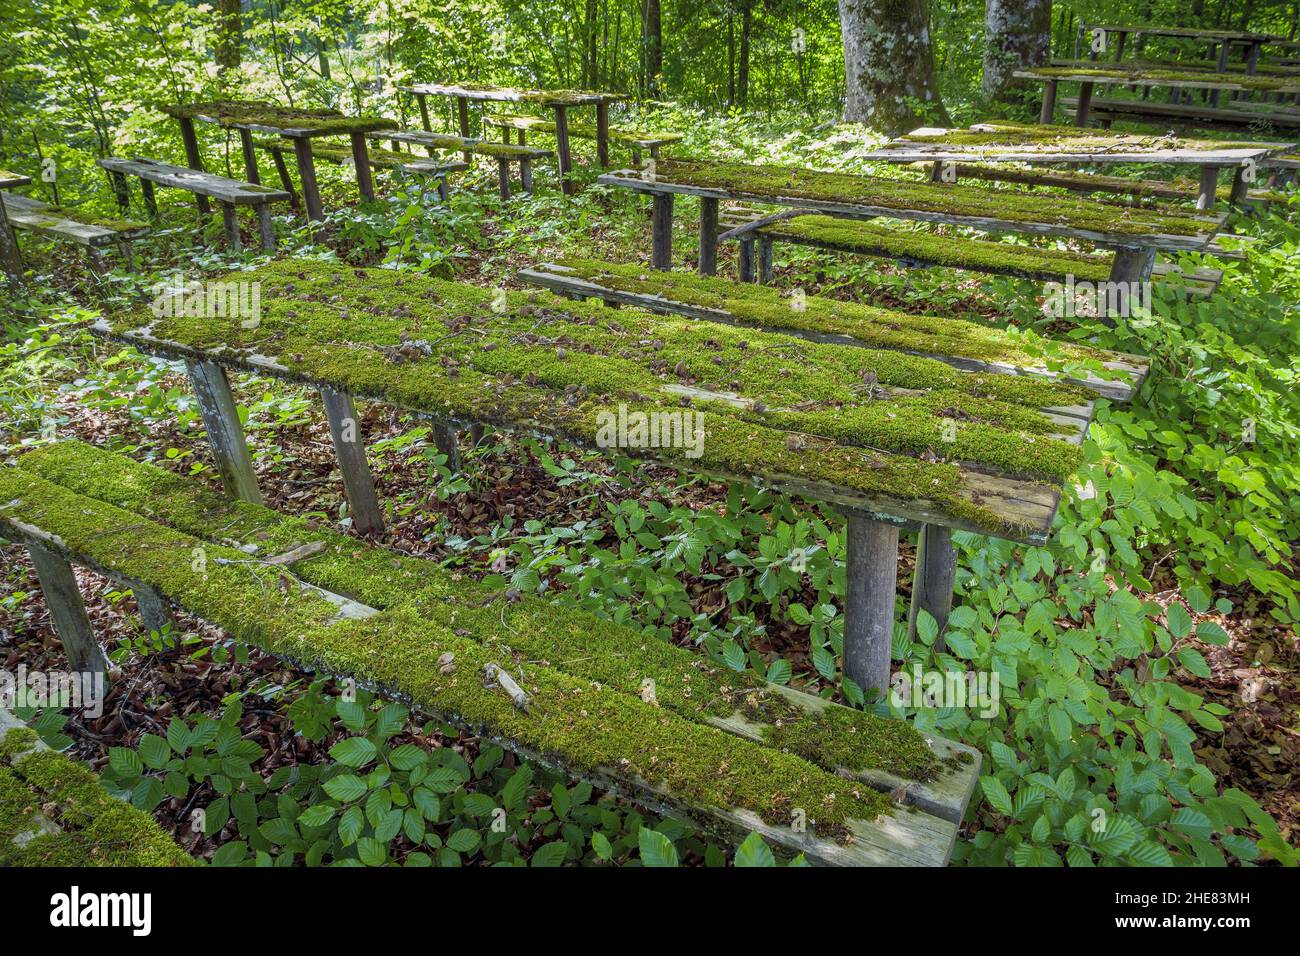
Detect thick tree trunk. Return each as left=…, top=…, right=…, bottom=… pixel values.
left=981, top=0, right=1052, bottom=102
left=216, top=0, right=241, bottom=73
left=838, top=0, right=949, bottom=134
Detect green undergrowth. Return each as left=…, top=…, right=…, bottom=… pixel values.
left=0, top=727, right=193, bottom=866
left=103, top=259, right=1085, bottom=534
left=0, top=465, right=896, bottom=834
left=637, top=158, right=1216, bottom=238
left=15, top=440, right=945, bottom=784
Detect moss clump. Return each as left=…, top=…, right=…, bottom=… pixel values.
left=764, top=706, right=941, bottom=783
left=634, top=158, right=1216, bottom=239
left=101, top=259, right=1083, bottom=536
left=36, top=204, right=148, bottom=233
left=0, top=729, right=193, bottom=866
left=17, top=440, right=947, bottom=785
left=0, top=471, right=894, bottom=835
left=160, top=99, right=397, bottom=135
left=1024, top=65, right=1300, bottom=94
left=908, top=121, right=1283, bottom=154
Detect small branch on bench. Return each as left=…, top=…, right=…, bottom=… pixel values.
left=484, top=663, right=531, bottom=712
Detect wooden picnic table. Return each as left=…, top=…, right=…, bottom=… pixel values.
left=401, top=83, right=628, bottom=194
left=856, top=123, right=1293, bottom=209
left=597, top=157, right=1225, bottom=283
left=86, top=258, right=1145, bottom=698
left=0, top=170, right=32, bottom=281
left=159, top=100, right=397, bottom=221
left=1073, top=23, right=1279, bottom=73
left=1016, top=65, right=1300, bottom=126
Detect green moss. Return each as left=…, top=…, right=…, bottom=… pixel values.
left=101, top=259, right=1083, bottom=536
left=160, top=100, right=397, bottom=135
left=420, top=84, right=624, bottom=107
left=39, top=204, right=148, bottom=233
left=1026, top=65, right=1300, bottom=93
left=764, top=705, right=939, bottom=782
left=0, top=470, right=894, bottom=835
left=639, top=159, right=1215, bottom=238
left=489, top=115, right=683, bottom=145
left=17, top=440, right=946, bottom=785
left=0, top=729, right=192, bottom=866
left=906, top=121, right=1282, bottom=154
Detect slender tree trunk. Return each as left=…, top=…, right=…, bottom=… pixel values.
left=642, top=0, right=662, bottom=97
left=727, top=14, right=736, bottom=106
left=216, top=0, right=242, bottom=73
left=838, top=0, right=949, bottom=134
left=981, top=0, right=1052, bottom=102
left=738, top=1, right=753, bottom=108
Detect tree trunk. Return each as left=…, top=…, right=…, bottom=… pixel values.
left=838, top=0, right=949, bottom=134
left=642, top=0, right=663, bottom=97
left=981, top=0, right=1052, bottom=102
left=739, top=2, right=753, bottom=108
left=216, top=0, right=241, bottom=73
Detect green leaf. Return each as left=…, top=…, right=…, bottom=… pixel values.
left=138, top=734, right=171, bottom=770
left=1170, top=807, right=1213, bottom=840
left=323, top=774, right=368, bottom=803
left=765, top=659, right=792, bottom=685
left=355, top=836, right=387, bottom=866
left=530, top=841, right=569, bottom=867
left=210, top=841, right=247, bottom=867
left=980, top=776, right=1014, bottom=816
left=445, top=828, right=481, bottom=853
left=338, top=805, right=365, bottom=846
left=638, top=828, right=679, bottom=867
left=1195, top=620, right=1230, bottom=646
left=298, top=804, right=337, bottom=828
left=734, top=832, right=776, bottom=867
left=1165, top=602, right=1192, bottom=639
left=591, top=832, right=613, bottom=861
left=1127, top=840, right=1174, bottom=866
left=1176, top=648, right=1212, bottom=678
left=108, top=746, right=142, bottom=778
left=721, top=640, right=746, bottom=672
left=166, top=718, right=191, bottom=753
left=388, top=743, right=427, bottom=771
left=329, top=737, right=378, bottom=768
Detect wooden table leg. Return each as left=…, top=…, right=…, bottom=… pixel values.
left=433, top=421, right=460, bottom=474
left=906, top=525, right=956, bottom=650
left=738, top=237, right=755, bottom=282
left=140, top=178, right=159, bottom=218
left=1247, top=42, right=1261, bottom=75
left=320, top=386, right=385, bottom=536
left=238, top=128, right=261, bottom=185
left=178, top=116, right=211, bottom=216
left=520, top=158, right=533, bottom=194
left=256, top=205, right=275, bottom=251
left=758, top=236, right=774, bottom=283
left=596, top=101, right=610, bottom=167
left=1229, top=165, right=1251, bottom=204
left=497, top=158, right=511, bottom=200
left=27, top=541, right=108, bottom=677
left=1039, top=80, right=1058, bottom=124
left=292, top=137, right=325, bottom=222
left=134, top=585, right=173, bottom=634
left=0, top=196, right=23, bottom=283
left=108, top=171, right=131, bottom=211
left=698, top=197, right=718, bottom=276
left=437, top=174, right=450, bottom=204
left=651, top=191, right=673, bottom=270
left=220, top=201, right=241, bottom=251
left=350, top=132, right=376, bottom=201
left=268, top=148, right=299, bottom=210
left=186, top=359, right=262, bottom=503
left=844, top=513, right=900, bottom=698
left=457, top=96, right=472, bottom=163
left=1074, top=82, right=1094, bottom=126
left=554, top=105, right=574, bottom=195
left=417, top=92, right=432, bottom=132
left=1196, top=165, right=1219, bottom=210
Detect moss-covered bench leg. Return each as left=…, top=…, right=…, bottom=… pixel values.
left=757, top=235, right=774, bottom=284
left=140, top=178, right=159, bottom=219
left=844, top=514, right=900, bottom=698
left=23, top=540, right=108, bottom=678
left=177, top=115, right=212, bottom=218
left=319, top=386, right=385, bottom=536
left=652, top=191, right=673, bottom=270
left=519, top=156, right=533, bottom=194
left=1074, top=81, right=1095, bottom=127
left=738, top=237, right=755, bottom=282
left=186, top=359, right=261, bottom=504
left=699, top=197, right=719, bottom=276
left=1108, top=246, right=1156, bottom=284
left=496, top=158, right=512, bottom=200
left=290, top=138, right=325, bottom=222
left=256, top=205, right=275, bottom=251
left=1196, top=165, right=1220, bottom=211
left=906, top=525, right=956, bottom=650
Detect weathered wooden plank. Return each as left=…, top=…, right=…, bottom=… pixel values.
left=25, top=541, right=108, bottom=677
left=2, top=194, right=146, bottom=248
left=906, top=524, right=956, bottom=650
left=844, top=515, right=900, bottom=698
left=401, top=83, right=626, bottom=107
left=96, top=158, right=289, bottom=206
left=186, top=360, right=262, bottom=504
left=319, top=386, right=385, bottom=536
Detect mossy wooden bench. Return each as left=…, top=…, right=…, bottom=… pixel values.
left=486, top=114, right=683, bottom=166
left=97, top=157, right=291, bottom=253
left=253, top=137, right=467, bottom=205
left=1, top=443, right=983, bottom=865
left=1, top=193, right=147, bottom=273
left=85, top=259, right=1124, bottom=700
left=597, top=157, right=1227, bottom=285
left=1058, top=95, right=1300, bottom=133
left=367, top=129, right=551, bottom=199
left=713, top=207, right=1224, bottom=299
left=0, top=711, right=193, bottom=866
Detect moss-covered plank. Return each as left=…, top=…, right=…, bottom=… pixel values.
left=0, top=717, right=193, bottom=867
left=597, top=159, right=1222, bottom=250
left=97, top=158, right=289, bottom=205
left=0, top=170, right=32, bottom=189
left=0, top=468, right=962, bottom=863
left=159, top=99, right=397, bottom=137
left=1062, top=95, right=1300, bottom=133
left=486, top=114, right=683, bottom=146
left=2, top=194, right=147, bottom=246
left=372, top=129, right=551, bottom=160
left=255, top=137, right=465, bottom=175
left=525, top=258, right=1148, bottom=401
left=16, top=440, right=981, bottom=820
left=1015, top=65, right=1300, bottom=93
left=91, top=260, right=1080, bottom=539
left=401, top=83, right=627, bottom=107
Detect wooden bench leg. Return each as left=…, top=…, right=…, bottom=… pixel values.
left=350, top=132, right=376, bottom=201
left=906, top=525, right=956, bottom=651
left=27, top=542, right=108, bottom=677
left=437, top=174, right=450, bottom=204
left=320, top=386, right=385, bottom=536
left=178, top=116, right=211, bottom=217
left=632, top=146, right=643, bottom=168
left=256, top=205, right=275, bottom=251
left=758, top=236, right=774, bottom=284
left=1196, top=165, right=1219, bottom=210
left=554, top=104, right=573, bottom=195
left=1108, top=247, right=1155, bottom=284
left=1074, top=81, right=1094, bottom=126
left=698, top=197, right=718, bottom=276
left=108, top=171, right=131, bottom=212
left=269, top=147, right=300, bottom=211
left=1229, top=166, right=1251, bottom=204
left=497, top=158, right=511, bottom=200
left=738, top=237, right=755, bottom=283
left=417, top=92, right=432, bottom=132
left=116, top=238, right=135, bottom=272
left=220, top=201, right=241, bottom=252
left=520, top=158, right=533, bottom=194
left=134, top=584, right=173, bottom=634
left=433, top=422, right=460, bottom=474
left=140, top=178, right=159, bottom=219
left=596, top=101, right=610, bottom=167
left=843, top=514, right=899, bottom=699
left=0, top=197, right=23, bottom=283
left=186, top=359, right=262, bottom=503
left=238, top=128, right=261, bottom=185
left=651, top=192, right=673, bottom=270
left=292, top=137, right=325, bottom=222
left=457, top=96, right=472, bottom=163
left=1039, top=80, right=1058, bottom=124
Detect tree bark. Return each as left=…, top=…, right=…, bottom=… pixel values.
left=216, top=0, right=242, bottom=73
left=642, top=0, right=663, bottom=97
left=738, top=1, right=753, bottom=108
left=981, top=0, right=1052, bottom=102
left=838, top=0, right=949, bottom=134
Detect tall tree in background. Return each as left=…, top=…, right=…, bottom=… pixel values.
left=737, top=0, right=753, bottom=108
left=641, top=0, right=663, bottom=96
left=981, top=0, right=1051, bottom=102
left=216, top=0, right=242, bottom=73
left=837, top=0, right=948, bottom=134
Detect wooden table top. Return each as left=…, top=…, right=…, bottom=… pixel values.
left=160, top=100, right=396, bottom=139
left=402, top=83, right=629, bottom=107
left=0, top=171, right=32, bottom=189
